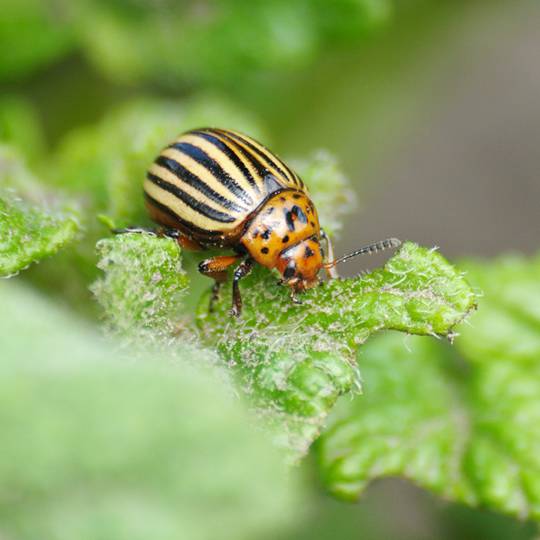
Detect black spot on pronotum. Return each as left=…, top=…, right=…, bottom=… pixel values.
left=261, top=247, right=269, bottom=254
left=292, top=205, right=308, bottom=224
left=261, top=229, right=272, bottom=240
left=285, top=210, right=295, bottom=232
left=283, top=263, right=296, bottom=279
left=305, top=246, right=315, bottom=258
left=282, top=235, right=290, bottom=243
left=266, top=207, right=275, bottom=215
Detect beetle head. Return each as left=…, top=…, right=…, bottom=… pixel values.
left=276, top=236, right=323, bottom=291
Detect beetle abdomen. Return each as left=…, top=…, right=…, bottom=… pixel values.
left=144, top=128, right=307, bottom=242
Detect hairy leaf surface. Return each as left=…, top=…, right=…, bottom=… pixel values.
left=318, top=252, right=540, bottom=522
left=0, top=147, right=78, bottom=276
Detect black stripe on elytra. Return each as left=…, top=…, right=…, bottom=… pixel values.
left=147, top=172, right=236, bottom=223
left=191, top=130, right=260, bottom=195
left=168, top=142, right=253, bottom=206
left=213, top=130, right=270, bottom=191
left=285, top=210, right=295, bottom=232
left=224, top=130, right=296, bottom=185
left=144, top=192, right=223, bottom=237
left=156, top=156, right=246, bottom=214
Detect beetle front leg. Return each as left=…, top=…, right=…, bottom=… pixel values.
left=198, top=255, right=242, bottom=313
left=231, top=258, right=254, bottom=317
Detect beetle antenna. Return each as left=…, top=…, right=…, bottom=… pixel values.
left=324, top=238, right=401, bottom=268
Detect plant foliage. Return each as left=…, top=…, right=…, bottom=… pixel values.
left=0, top=146, right=78, bottom=276
left=317, top=252, right=540, bottom=522
left=0, top=282, right=303, bottom=540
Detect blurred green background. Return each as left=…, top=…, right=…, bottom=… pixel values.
left=1, top=0, right=539, bottom=538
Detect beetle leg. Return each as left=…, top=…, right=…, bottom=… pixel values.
left=172, top=233, right=204, bottom=251
left=198, top=255, right=243, bottom=313
left=230, top=258, right=254, bottom=317
left=290, top=289, right=303, bottom=305
left=199, top=255, right=242, bottom=278
left=209, top=281, right=223, bottom=313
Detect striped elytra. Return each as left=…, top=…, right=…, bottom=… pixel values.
left=143, top=127, right=306, bottom=245
left=132, top=127, right=400, bottom=316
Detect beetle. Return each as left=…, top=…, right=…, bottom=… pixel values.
left=114, top=127, right=400, bottom=316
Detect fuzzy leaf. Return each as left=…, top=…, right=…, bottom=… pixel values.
left=92, top=233, right=189, bottom=339
left=0, top=281, right=303, bottom=540
left=197, top=242, right=477, bottom=458
left=317, top=251, right=540, bottom=523
left=456, top=254, right=540, bottom=365
left=0, top=146, right=78, bottom=276
left=317, top=334, right=470, bottom=500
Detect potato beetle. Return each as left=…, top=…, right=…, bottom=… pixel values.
left=115, top=128, right=400, bottom=316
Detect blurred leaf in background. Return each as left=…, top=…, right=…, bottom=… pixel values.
left=318, top=251, right=540, bottom=523
left=72, top=0, right=393, bottom=88
left=0, top=0, right=393, bottom=88
left=0, top=281, right=304, bottom=540
left=0, top=0, right=74, bottom=82
left=0, top=96, right=46, bottom=163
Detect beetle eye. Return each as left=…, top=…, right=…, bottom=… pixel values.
left=283, top=263, right=296, bottom=279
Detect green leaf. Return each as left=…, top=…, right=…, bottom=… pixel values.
left=92, top=233, right=189, bottom=339
left=317, top=251, right=540, bottom=523
left=317, top=333, right=469, bottom=501
left=0, top=146, right=78, bottom=276
left=0, top=281, right=303, bottom=540
left=198, top=242, right=477, bottom=458
left=0, top=95, right=45, bottom=162
left=0, top=0, right=74, bottom=81
left=72, top=0, right=393, bottom=88
left=456, top=254, right=540, bottom=365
